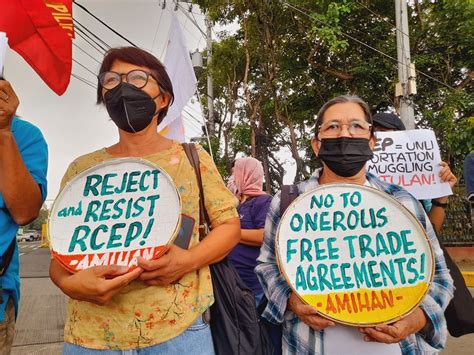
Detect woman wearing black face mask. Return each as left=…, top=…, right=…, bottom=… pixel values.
left=50, top=47, right=240, bottom=354
left=310, top=95, right=375, bottom=182
left=256, top=95, right=453, bottom=354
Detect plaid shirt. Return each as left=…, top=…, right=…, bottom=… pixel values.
left=256, top=169, right=454, bottom=355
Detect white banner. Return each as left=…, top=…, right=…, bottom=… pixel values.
left=0, top=32, right=8, bottom=77
left=367, top=129, right=452, bottom=200
left=158, top=13, right=198, bottom=142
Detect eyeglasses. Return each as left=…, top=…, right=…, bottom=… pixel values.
left=98, top=70, right=158, bottom=90
left=318, top=119, right=372, bottom=138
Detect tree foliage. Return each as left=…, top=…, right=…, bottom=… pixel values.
left=23, top=204, right=49, bottom=231
left=195, top=0, right=473, bottom=190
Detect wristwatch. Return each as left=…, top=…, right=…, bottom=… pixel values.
left=431, top=199, right=448, bottom=209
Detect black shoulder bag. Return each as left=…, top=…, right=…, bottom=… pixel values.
left=182, top=143, right=273, bottom=355
left=439, top=242, right=474, bottom=337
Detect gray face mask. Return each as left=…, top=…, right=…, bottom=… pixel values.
left=104, top=83, right=160, bottom=133
left=318, top=137, right=374, bottom=177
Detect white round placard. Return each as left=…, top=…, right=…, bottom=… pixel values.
left=49, top=158, right=181, bottom=273
left=276, top=183, right=434, bottom=326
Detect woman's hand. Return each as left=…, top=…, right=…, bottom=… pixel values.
left=50, top=259, right=142, bottom=305
left=287, top=292, right=335, bottom=331
left=136, top=218, right=240, bottom=286
left=359, top=307, right=427, bottom=343
left=438, top=161, right=457, bottom=189
left=137, top=245, right=195, bottom=286
left=0, top=80, right=19, bottom=131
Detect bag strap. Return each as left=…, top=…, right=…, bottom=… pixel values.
left=182, top=143, right=211, bottom=241
left=0, top=237, right=16, bottom=277
left=280, top=184, right=299, bottom=215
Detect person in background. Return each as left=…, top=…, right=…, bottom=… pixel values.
left=256, top=95, right=453, bottom=354
left=0, top=79, right=48, bottom=354
left=372, top=112, right=458, bottom=233
left=227, top=157, right=272, bottom=305
left=49, top=47, right=240, bottom=354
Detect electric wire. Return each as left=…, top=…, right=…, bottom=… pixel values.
left=72, top=58, right=98, bottom=78
left=185, top=104, right=204, bottom=118
left=176, top=3, right=207, bottom=37
left=74, top=26, right=108, bottom=53
left=180, top=18, right=203, bottom=43
left=188, top=7, right=206, bottom=49
left=73, top=19, right=112, bottom=50
left=72, top=73, right=97, bottom=89
left=282, top=1, right=455, bottom=90
left=74, top=24, right=109, bottom=52
left=73, top=0, right=138, bottom=47
left=74, top=27, right=107, bottom=54
left=73, top=42, right=102, bottom=65
left=181, top=111, right=204, bottom=137
left=355, top=1, right=409, bottom=37
left=151, top=7, right=165, bottom=52
left=183, top=108, right=205, bottom=128
left=356, top=1, right=444, bottom=68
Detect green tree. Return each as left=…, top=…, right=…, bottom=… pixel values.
left=195, top=0, right=473, bottom=190
left=23, top=204, right=49, bottom=231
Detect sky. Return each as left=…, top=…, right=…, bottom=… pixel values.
left=4, top=0, right=209, bottom=205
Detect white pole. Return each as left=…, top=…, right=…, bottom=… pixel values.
left=205, top=13, right=215, bottom=136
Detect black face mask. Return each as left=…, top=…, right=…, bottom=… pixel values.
left=318, top=137, right=373, bottom=177
left=104, top=83, right=160, bottom=133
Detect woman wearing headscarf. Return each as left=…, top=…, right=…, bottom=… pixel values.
left=227, top=157, right=272, bottom=304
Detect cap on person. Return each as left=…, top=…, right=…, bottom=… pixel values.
left=372, top=112, right=406, bottom=131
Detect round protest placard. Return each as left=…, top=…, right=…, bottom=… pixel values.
left=276, top=184, right=434, bottom=326
left=49, top=158, right=181, bottom=273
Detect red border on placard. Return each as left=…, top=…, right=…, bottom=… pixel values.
left=52, top=245, right=168, bottom=273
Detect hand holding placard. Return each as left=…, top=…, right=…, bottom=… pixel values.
left=288, top=292, right=336, bottom=331
left=360, top=306, right=428, bottom=343
left=137, top=244, right=195, bottom=286
left=50, top=259, right=143, bottom=305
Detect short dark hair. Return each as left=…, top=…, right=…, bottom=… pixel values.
left=314, top=95, right=372, bottom=137
left=96, top=47, right=174, bottom=123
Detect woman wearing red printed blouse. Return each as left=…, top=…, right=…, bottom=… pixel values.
left=227, top=157, right=272, bottom=304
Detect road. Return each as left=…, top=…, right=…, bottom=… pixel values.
left=12, top=242, right=64, bottom=354
left=11, top=241, right=474, bottom=354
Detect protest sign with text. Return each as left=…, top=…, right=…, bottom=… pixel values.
left=276, top=184, right=434, bottom=326
left=49, top=158, right=181, bottom=273
left=367, top=129, right=452, bottom=200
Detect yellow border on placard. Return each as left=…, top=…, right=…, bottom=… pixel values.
left=275, top=183, right=435, bottom=326
left=462, top=271, right=474, bottom=287
left=48, top=157, right=182, bottom=272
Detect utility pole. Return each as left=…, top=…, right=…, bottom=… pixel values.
left=205, top=14, right=215, bottom=136
left=395, top=0, right=416, bottom=129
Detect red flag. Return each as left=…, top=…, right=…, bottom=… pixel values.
left=0, top=0, right=73, bottom=95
